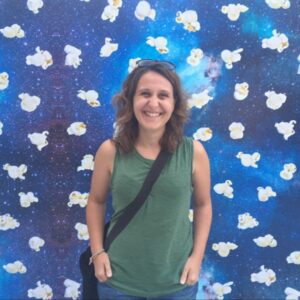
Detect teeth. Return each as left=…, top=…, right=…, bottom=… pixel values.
left=145, top=112, right=160, bottom=117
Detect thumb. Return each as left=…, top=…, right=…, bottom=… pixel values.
left=180, top=267, right=188, bottom=285
left=105, top=259, right=112, bottom=278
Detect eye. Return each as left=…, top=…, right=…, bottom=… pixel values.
left=159, top=93, right=169, bottom=99
left=140, top=91, right=151, bottom=97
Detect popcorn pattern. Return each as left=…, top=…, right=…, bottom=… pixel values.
left=77, top=154, right=94, bottom=171
left=135, top=1, right=156, bottom=21
left=77, top=90, right=101, bottom=107
left=212, top=242, right=238, bottom=257
left=64, top=279, right=81, bottom=300
left=253, top=234, right=277, bottom=247
left=28, top=131, right=49, bottom=151
left=68, top=191, right=88, bottom=208
left=26, top=47, right=53, bottom=70
left=0, top=24, right=25, bottom=39
left=250, top=265, right=276, bottom=286
left=238, top=212, right=259, bottom=229
left=19, top=93, right=41, bottom=112
left=0, top=72, right=9, bottom=90
left=212, top=281, right=233, bottom=299
left=3, top=261, right=27, bottom=274
left=18, top=192, right=39, bottom=208
left=221, top=4, right=249, bottom=21
left=27, top=281, right=53, bottom=300
left=0, top=214, right=20, bottom=231
left=0, top=1, right=298, bottom=299
left=29, top=237, right=45, bottom=252
left=3, top=164, right=27, bottom=180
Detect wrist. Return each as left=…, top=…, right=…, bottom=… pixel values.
left=190, top=252, right=203, bottom=263
left=89, top=248, right=106, bottom=265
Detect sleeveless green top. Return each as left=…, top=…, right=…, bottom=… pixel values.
left=106, top=137, right=194, bottom=297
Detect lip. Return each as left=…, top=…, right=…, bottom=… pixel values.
left=143, top=111, right=163, bottom=117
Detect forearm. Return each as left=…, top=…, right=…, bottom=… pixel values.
left=191, top=201, right=212, bottom=263
left=86, top=198, right=106, bottom=254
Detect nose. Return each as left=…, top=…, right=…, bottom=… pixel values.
left=147, top=95, right=160, bottom=107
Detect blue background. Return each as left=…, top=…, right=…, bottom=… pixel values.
left=0, top=0, right=299, bottom=299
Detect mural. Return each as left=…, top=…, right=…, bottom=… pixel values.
left=0, top=0, right=299, bottom=299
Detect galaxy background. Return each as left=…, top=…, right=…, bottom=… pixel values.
left=0, top=0, right=299, bottom=299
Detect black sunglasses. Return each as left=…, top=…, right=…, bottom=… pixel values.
left=136, top=59, right=176, bottom=71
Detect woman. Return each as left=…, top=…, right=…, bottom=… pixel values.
left=86, top=60, right=212, bottom=299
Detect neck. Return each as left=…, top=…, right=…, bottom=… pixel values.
left=135, top=128, right=165, bottom=149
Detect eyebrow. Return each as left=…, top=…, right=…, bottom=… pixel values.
left=137, top=88, right=171, bottom=94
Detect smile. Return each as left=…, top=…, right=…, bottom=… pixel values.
left=143, top=111, right=162, bottom=117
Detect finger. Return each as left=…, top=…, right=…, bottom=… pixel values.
left=186, top=277, right=197, bottom=286
left=95, top=267, right=108, bottom=282
left=105, top=260, right=112, bottom=278
left=180, top=267, right=188, bottom=285
left=186, top=273, right=198, bottom=286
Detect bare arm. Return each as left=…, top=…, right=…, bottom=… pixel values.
left=86, top=139, right=116, bottom=281
left=180, top=140, right=212, bottom=285
left=191, top=140, right=212, bottom=262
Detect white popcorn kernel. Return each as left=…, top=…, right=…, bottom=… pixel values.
left=253, top=234, right=277, bottom=247
left=236, top=152, right=260, bottom=168
left=250, top=265, right=276, bottom=286
left=176, top=10, right=200, bottom=32
left=221, top=4, right=249, bottom=21
left=146, top=36, right=169, bottom=54
left=188, top=90, right=213, bottom=109
left=19, top=192, right=39, bottom=208
left=0, top=24, right=25, bottom=38
left=64, top=45, right=82, bottom=68
left=262, top=30, right=289, bottom=53
left=100, top=38, right=118, bottom=57
left=280, top=163, right=297, bottom=180
left=193, top=127, right=213, bottom=142
left=238, top=212, right=259, bottom=229
left=68, top=191, right=88, bottom=208
left=212, top=242, right=238, bottom=257
left=287, top=251, right=300, bottom=265
left=212, top=281, right=234, bottom=299
left=135, top=1, right=156, bottom=21
left=28, top=281, right=53, bottom=300
left=3, top=164, right=27, bottom=180
left=27, top=0, right=44, bottom=14
left=26, top=47, right=53, bottom=70
left=75, top=223, right=89, bottom=240
left=29, top=236, right=45, bottom=251
left=228, top=122, right=245, bottom=139
left=0, top=214, right=20, bottom=231
left=19, top=93, right=41, bottom=112
left=213, top=180, right=234, bottom=199
left=275, top=120, right=296, bottom=140
left=3, top=261, right=27, bottom=274
left=28, top=131, right=49, bottom=151
left=221, top=48, right=243, bottom=69
left=67, top=122, right=87, bottom=136
left=0, top=72, right=9, bottom=90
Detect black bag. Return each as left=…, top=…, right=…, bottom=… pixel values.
left=79, top=222, right=110, bottom=300
left=79, top=150, right=171, bottom=300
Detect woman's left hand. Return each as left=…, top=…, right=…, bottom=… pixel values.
left=179, top=255, right=201, bottom=285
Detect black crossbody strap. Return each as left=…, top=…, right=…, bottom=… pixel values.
left=104, top=150, right=171, bottom=251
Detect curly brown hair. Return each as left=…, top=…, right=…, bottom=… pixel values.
left=112, top=61, right=188, bottom=153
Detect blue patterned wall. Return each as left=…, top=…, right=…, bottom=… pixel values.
left=0, top=0, right=299, bottom=299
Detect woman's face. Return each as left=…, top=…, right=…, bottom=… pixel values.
left=133, top=71, right=175, bottom=136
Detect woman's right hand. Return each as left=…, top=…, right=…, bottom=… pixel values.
left=93, top=252, right=112, bottom=282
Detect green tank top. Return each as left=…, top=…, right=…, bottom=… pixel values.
left=106, top=137, right=194, bottom=297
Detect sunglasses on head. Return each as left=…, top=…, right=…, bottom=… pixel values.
left=136, top=59, right=176, bottom=71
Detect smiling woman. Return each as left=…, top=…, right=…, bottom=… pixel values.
left=112, top=60, right=189, bottom=154
left=133, top=71, right=175, bottom=142
left=86, top=60, right=212, bottom=299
